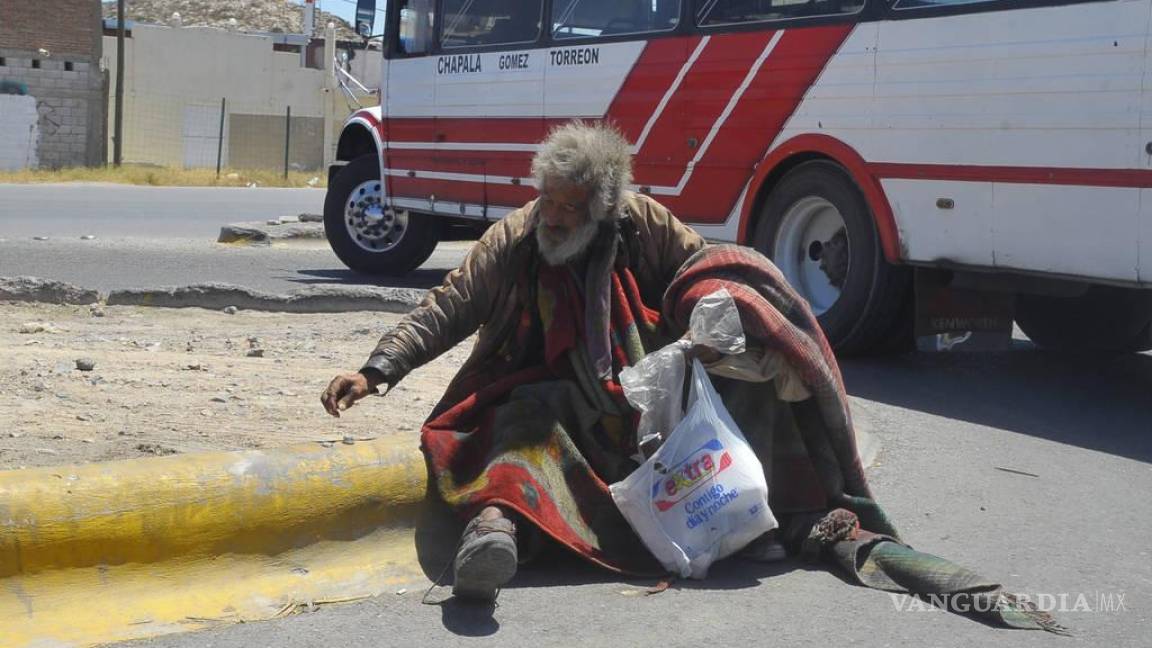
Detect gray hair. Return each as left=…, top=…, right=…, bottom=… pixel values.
left=531, top=121, right=633, bottom=222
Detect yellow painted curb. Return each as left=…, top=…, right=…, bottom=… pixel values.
left=0, top=437, right=429, bottom=647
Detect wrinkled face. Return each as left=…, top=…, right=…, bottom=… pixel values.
left=536, top=178, right=599, bottom=266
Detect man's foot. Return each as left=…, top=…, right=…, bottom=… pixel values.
left=452, top=506, right=518, bottom=601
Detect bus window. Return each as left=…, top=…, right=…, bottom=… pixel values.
left=695, top=0, right=864, bottom=25
left=441, top=0, right=543, bottom=48
left=551, top=0, right=682, bottom=40
left=396, top=0, right=435, bottom=55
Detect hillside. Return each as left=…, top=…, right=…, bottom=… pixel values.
left=102, top=0, right=359, bottom=40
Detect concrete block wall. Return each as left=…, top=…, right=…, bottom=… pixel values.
left=0, top=0, right=106, bottom=168
left=0, top=51, right=106, bottom=168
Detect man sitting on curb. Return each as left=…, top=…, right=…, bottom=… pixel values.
left=321, top=121, right=1063, bottom=633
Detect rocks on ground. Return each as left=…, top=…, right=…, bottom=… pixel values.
left=0, top=302, right=470, bottom=470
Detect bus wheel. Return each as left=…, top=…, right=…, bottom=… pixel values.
left=753, top=160, right=909, bottom=355
left=323, top=154, right=439, bottom=275
left=1015, top=286, right=1152, bottom=352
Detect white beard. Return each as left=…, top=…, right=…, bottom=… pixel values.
left=536, top=219, right=599, bottom=266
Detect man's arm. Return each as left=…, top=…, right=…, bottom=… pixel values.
left=361, top=230, right=509, bottom=388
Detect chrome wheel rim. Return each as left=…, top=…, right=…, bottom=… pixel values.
left=772, top=196, right=850, bottom=316
left=344, top=180, right=407, bottom=253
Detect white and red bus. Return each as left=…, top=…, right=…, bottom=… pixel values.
left=326, top=0, right=1152, bottom=353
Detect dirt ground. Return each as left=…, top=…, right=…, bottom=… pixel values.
left=0, top=302, right=470, bottom=470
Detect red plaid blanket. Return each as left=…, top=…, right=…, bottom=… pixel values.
left=421, top=244, right=894, bottom=573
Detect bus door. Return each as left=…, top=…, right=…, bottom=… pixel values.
left=436, top=0, right=546, bottom=217
left=545, top=0, right=692, bottom=203
left=384, top=0, right=439, bottom=214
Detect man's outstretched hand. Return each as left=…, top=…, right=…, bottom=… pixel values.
left=321, top=371, right=382, bottom=417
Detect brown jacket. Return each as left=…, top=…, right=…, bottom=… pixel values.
left=363, top=192, right=706, bottom=414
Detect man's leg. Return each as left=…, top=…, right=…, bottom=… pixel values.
left=453, top=505, right=519, bottom=601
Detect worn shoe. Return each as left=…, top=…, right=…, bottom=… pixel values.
left=452, top=514, right=518, bottom=601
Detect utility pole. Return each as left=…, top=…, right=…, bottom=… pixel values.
left=301, top=0, right=315, bottom=67
left=113, top=0, right=125, bottom=166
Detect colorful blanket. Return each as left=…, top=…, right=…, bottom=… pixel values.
left=420, top=241, right=1063, bottom=632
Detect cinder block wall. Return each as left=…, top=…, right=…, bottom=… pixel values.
left=0, top=0, right=107, bottom=168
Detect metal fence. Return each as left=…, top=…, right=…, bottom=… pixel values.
left=115, top=92, right=328, bottom=177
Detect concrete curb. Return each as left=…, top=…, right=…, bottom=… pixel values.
left=0, top=437, right=428, bottom=647
left=105, top=283, right=425, bottom=313
left=0, top=276, right=101, bottom=305
left=217, top=219, right=325, bottom=245
left=1, top=276, right=427, bottom=314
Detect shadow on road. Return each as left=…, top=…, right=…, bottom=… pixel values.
left=286, top=268, right=451, bottom=290
left=435, top=598, right=500, bottom=637
left=841, top=348, right=1152, bottom=464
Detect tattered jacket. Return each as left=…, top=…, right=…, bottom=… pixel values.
left=362, top=192, right=707, bottom=416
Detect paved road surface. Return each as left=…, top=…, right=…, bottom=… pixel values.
left=0, top=183, right=470, bottom=293
left=0, top=183, right=324, bottom=239
left=121, top=350, right=1152, bottom=648
left=0, top=236, right=469, bottom=294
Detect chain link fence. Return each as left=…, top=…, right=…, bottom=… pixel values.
left=115, top=92, right=329, bottom=178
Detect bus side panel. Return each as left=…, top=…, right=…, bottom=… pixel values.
left=769, top=2, right=1148, bottom=285
left=874, top=3, right=1145, bottom=283
left=992, top=184, right=1139, bottom=281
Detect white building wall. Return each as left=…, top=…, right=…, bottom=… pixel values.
left=102, top=24, right=366, bottom=169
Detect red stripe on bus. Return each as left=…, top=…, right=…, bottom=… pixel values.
left=869, top=162, right=1152, bottom=188
left=386, top=151, right=529, bottom=178
left=660, top=26, right=854, bottom=223
left=626, top=32, right=772, bottom=186
left=604, top=34, right=703, bottom=142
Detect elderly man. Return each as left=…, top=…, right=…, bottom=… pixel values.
left=323, top=122, right=704, bottom=594
left=321, top=122, right=1063, bottom=633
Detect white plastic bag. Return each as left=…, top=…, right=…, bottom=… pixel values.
left=610, top=359, right=777, bottom=579
left=619, top=288, right=745, bottom=456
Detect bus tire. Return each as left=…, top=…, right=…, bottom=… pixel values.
left=324, top=154, right=439, bottom=275
left=1015, top=286, right=1152, bottom=352
left=752, top=160, right=910, bottom=355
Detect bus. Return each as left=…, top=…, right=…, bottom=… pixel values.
left=326, top=0, right=1152, bottom=354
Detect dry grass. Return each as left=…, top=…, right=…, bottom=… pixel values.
left=0, top=165, right=326, bottom=188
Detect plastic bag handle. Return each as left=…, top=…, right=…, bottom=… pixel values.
left=641, top=359, right=723, bottom=576
left=685, top=357, right=721, bottom=413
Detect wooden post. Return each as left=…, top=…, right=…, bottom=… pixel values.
left=283, top=105, right=292, bottom=180
left=215, top=98, right=226, bottom=177
left=113, top=0, right=126, bottom=166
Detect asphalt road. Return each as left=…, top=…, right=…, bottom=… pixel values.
left=122, top=350, right=1152, bottom=648
left=0, top=236, right=470, bottom=294
left=0, top=183, right=469, bottom=294
left=0, top=183, right=325, bottom=239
